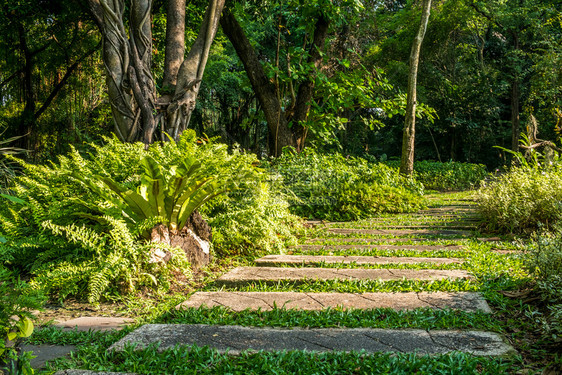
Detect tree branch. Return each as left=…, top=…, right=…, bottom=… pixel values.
left=34, top=41, right=102, bottom=121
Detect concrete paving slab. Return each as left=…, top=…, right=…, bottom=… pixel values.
left=215, top=267, right=471, bottom=286
left=53, top=317, right=135, bottom=331
left=21, top=344, right=76, bottom=370
left=254, top=255, right=462, bottom=266
left=305, top=237, right=468, bottom=244
left=326, top=228, right=474, bottom=236
left=54, top=371, right=137, bottom=375
left=177, top=291, right=491, bottom=313
left=294, top=244, right=464, bottom=251
left=109, top=324, right=514, bottom=356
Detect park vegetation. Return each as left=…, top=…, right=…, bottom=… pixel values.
left=0, top=0, right=561, bottom=372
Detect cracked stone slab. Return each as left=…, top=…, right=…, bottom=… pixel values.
left=254, top=255, right=462, bottom=266
left=53, top=317, right=135, bottom=331
left=326, top=228, right=474, bottom=236
left=109, top=324, right=514, bottom=356
left=177, top=291, right=491, bottom=313
left=215, top=267, right=471, bottom=286
left=294, top=244, right=465, bottom=251
left=21, top=345, right=76, bottom=370
left=305, top=237, right=468, bottom=244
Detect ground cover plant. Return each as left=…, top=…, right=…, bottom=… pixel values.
left=270, top=149, right=425, bottom=221
left=0, top=264, right=44, bottom=374
left=0, top=132, right=299, bottom=303
left=386, top=160, right=488, bottom=191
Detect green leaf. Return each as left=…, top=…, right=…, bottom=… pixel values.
left=19, top=317, right=34, bottom=338
left=0, top=193, right=26, bottom=205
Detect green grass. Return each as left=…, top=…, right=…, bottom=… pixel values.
left=39, top=344, right=522, bottom=375
left=158, top=306, right=503, bottom=331
left=206, top=278, right=481, bottom=293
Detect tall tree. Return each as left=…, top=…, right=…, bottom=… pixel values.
left=85, top=0, right=225, bottom=145
left=400, top=0, right=432, bottom=176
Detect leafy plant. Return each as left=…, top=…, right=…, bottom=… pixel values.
left=0, top=265, right=44, bottom=374
left=0, top=132, right=274, bottom=302
left=385, top=160, right=488, bottom=191
left=525, top=228, right=562, bottom=343
left=72, top=153, right=247, bottom=236
left=0, top=129, right=26, bottom=194
left=270, top=149, right=425, bottom=221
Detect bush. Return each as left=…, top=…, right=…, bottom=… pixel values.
left=0, top=132, right=297, bottom=302
left=271, top=150, right=425, bottom=221
left=0, top=265, right=45, bottom=374
left=202, top=181, right=301, bottom=257
left=525, top=229, right=562, bottom=343
left=476, top=168, right=562, bottom=233
left=385, top=160, right=488, bottom=191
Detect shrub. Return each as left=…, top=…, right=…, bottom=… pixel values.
left=0, top=265, right=45, bottom=374
left=202, top=181, right=301, bottom=257
left=385, top=160, right=488, bottom=191
left=476, top=168, right=562, bottom=233
left=0, top=132, right=296, bottom=302
left=525, top=229, right=562, bottom=343
left=270, top=150, right=425, bottom=221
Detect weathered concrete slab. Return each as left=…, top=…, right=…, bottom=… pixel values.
left=305, top=237, right=468, bottom=244
left=53, top=317, right=135, bottom=332
left=109, top=324, right=514, bottom=356
left=54, top=371, right=137, bottom=375
left=295, top=244, right=464, bottom=251
left=21, top=344, right=76, bottom=370
left=326, top=228, right=474, bottom=236
left=216, top=267, right=471, bottom=286
left=177, top=291, right=491, bottom=313
left=254, top=255, right=462, bottom=266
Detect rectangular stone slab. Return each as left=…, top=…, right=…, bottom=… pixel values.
left=109, top=324, right=514, bottom=356
left=177, top=291, right=491, bottom=313
left=294, top=244, right=464, bottom=251
left=254, top=255, right=462, bottom=266
left=326, top=228, right=474, bottom=236
left=305, top=237, right=468, bottom=244
left=215, top=267, right=471, bottom=286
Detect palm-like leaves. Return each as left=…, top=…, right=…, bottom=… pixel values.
left=73, top=154, right=245, bottom=236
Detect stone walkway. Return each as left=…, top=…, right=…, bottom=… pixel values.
left=39, top=193, right=518, bottom=373
left=113, top=193, right=516, bottom=357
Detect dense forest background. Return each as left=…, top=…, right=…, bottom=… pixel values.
left=1, top=0, right=561, bottom=168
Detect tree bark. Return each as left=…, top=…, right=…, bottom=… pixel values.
left=162, top=0, right=186, bottom=89
left=510, top=33, right=520, bottom=152
left=220, top=8, right=295, bottom=156
left=86, top=0, right=224, bottom=144
left=166, top=0, right=225, bottom=141
left=400, top=0, right=432, bottom=176
left=291, top=15, right=330, bottom=151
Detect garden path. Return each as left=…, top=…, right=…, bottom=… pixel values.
left=112, top=192, right=517, bottom=357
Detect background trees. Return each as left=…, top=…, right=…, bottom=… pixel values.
left=0, top=0, right=560, bottom=167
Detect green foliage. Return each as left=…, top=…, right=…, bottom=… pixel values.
left=0, top=132, right=272, bottom=302
left=477, top=167, right=562, bottom=234
left=0, top=128, right=26, bottom=194
left=525, top=228, right=562, bottom=342
left=202, top=181, right=301, bottom=257
left=271, top=150, right=425, bottom=221
left=387, top=160, right=489, bottom=191
left=0, top=265, right=45, bottom=374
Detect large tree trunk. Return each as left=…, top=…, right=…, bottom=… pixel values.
left=86, top=0, right=224, bottom=145
left=166, top=0, right=225, bottom=141
left=162, top=0, right=186, bottom=89
left=400, top=0, right=432, bottom=176
left=290, top=15, right=330, bottom=151
left=220, top=9, right=295, bottom=156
